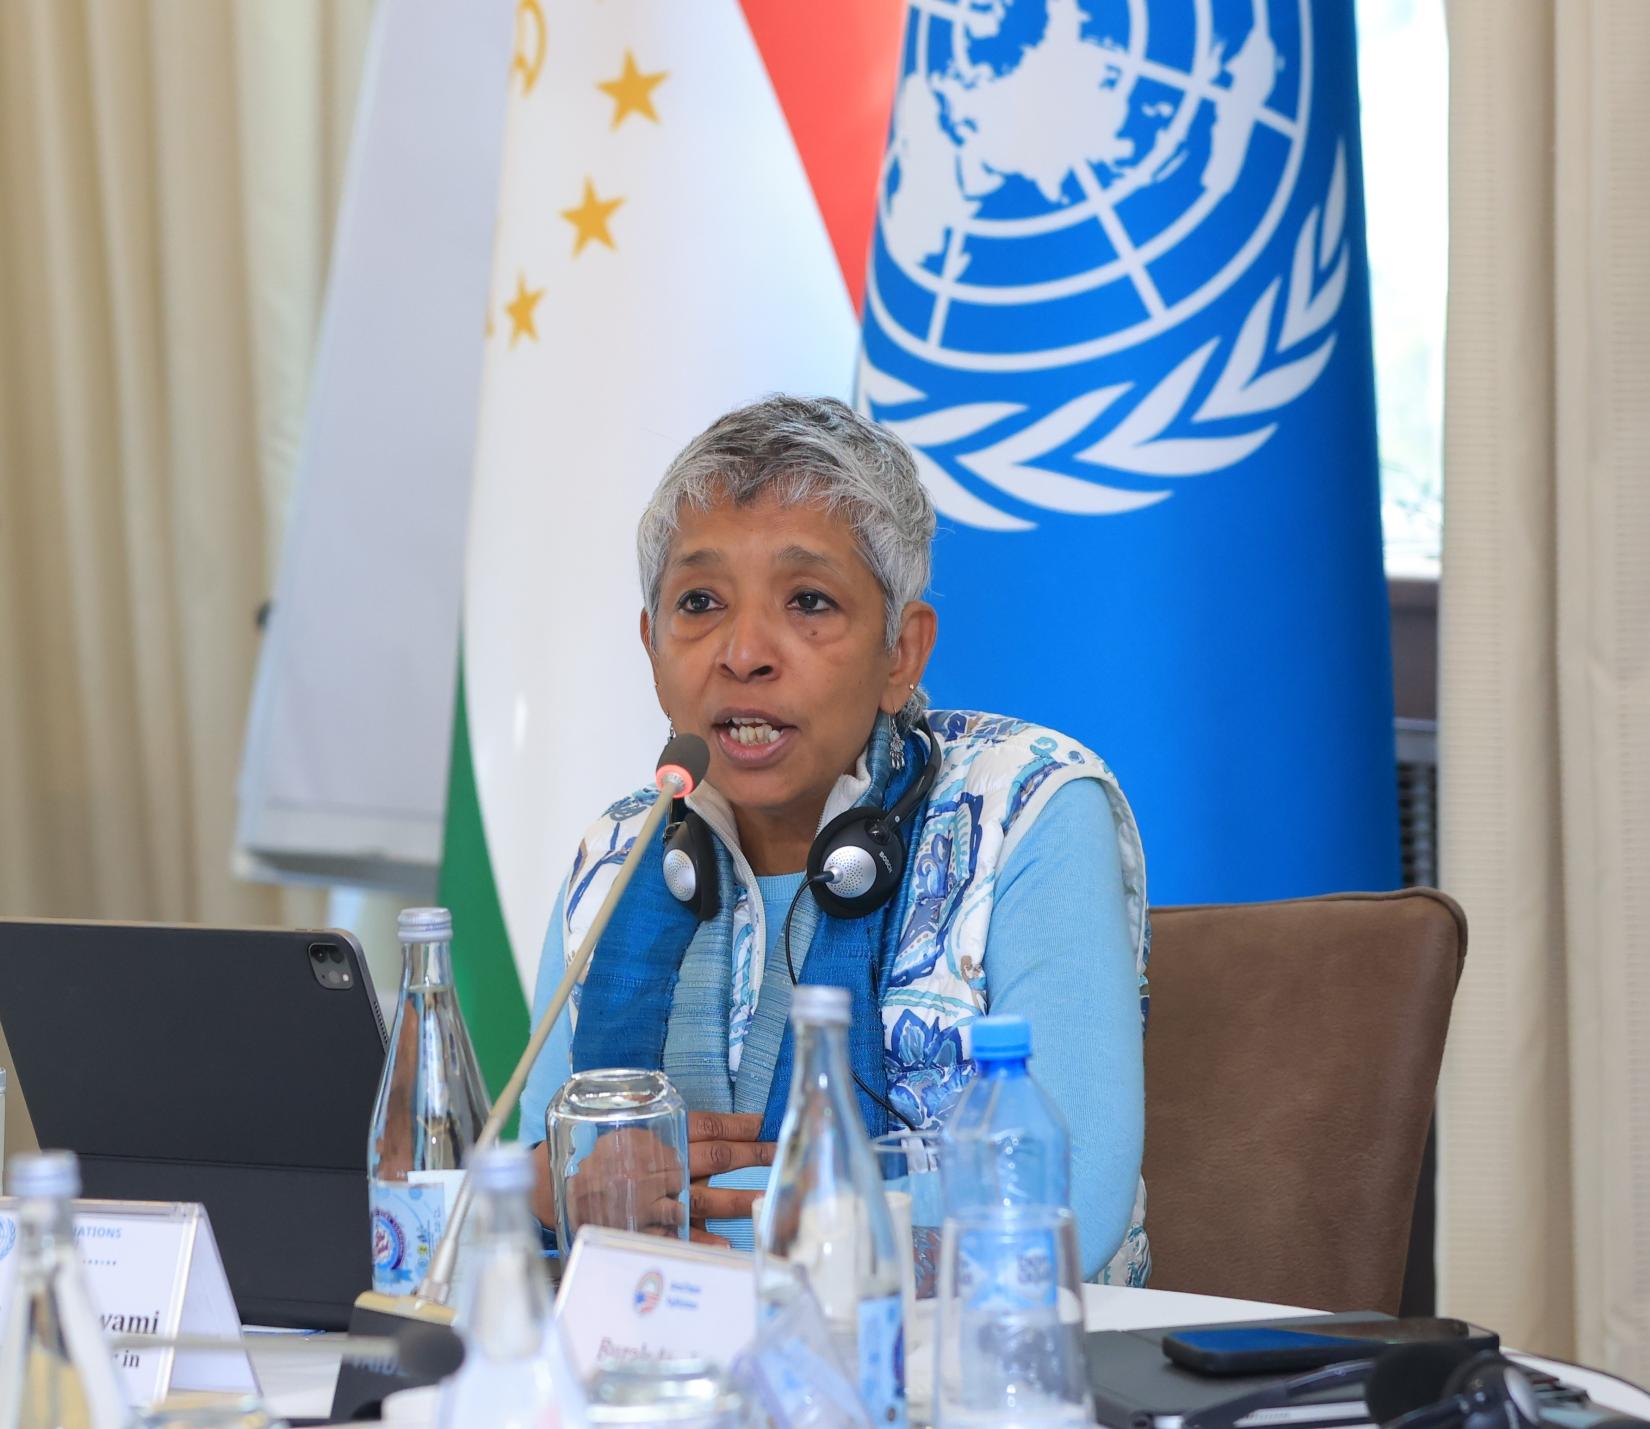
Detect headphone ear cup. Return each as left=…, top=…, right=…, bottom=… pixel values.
left=662, top=811, right=720, bottom=922
left=808, top=808, right=907, bottom=918
left=1444, top=1355, right=1541, bottom=1429
left=1367, top=1342, right=1484, bottom=1426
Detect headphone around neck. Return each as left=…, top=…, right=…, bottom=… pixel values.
left=661, top=723, right=942, bottom=923
left=660, top=722, right=941, bottom=1134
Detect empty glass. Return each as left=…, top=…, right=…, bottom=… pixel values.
left=872, top=1129, right=945, bottom=1300
left=545, top=1069, right=690, bottom=1250
left=873, top=1129, right=944, bottom=1428
left=933, top=1205, right=1091, bottom=1428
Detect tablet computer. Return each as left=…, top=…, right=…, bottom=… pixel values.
left=0, top=918, right=387, bottom=1328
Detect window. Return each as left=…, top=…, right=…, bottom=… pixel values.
left=1357, top=0, right=1447, bottom=579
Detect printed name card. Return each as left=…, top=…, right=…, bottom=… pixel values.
left=555, top=1226, right=758, bottom=1374
left=0, top=1197, right=257, bottom=1407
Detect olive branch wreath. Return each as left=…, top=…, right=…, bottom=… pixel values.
left=859, top=144, right=1352, bottom=531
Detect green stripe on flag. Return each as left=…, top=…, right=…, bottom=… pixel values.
left=439, top=655, right=529, bottom=1137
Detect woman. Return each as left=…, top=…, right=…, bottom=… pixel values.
left=521, top=395, right=1149, bottom=1284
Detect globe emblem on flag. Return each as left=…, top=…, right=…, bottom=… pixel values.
left=860, top=0, right=1348, bottom=529
left=869, top=0, right=1310, bottom=372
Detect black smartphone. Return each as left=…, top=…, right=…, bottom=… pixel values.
left=1161, top=1317, right=1499, bottom=1376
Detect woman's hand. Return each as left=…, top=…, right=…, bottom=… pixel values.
left=530, top=1128, right=688, bottom=1239
left=685, top=1111, right=777, bottom=1240
left=528, top=1111, right=776, bottom=1249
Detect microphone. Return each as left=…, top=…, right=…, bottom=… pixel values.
left=335, top=736, right=709, bottom=1416
left=412, top=731, right=708, bottom=1302
left=352, top=735, right=712, bottom=1315
left=656, top=732, right=711, bottom=801
left=109, top=1321, right=465, bottom=1381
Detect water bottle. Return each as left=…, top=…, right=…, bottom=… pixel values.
left=941, top=1016, right=1069, bottom=1212
left=436, top=1143, right=581, bottom=1429
left=756, top=985, right=907, bottom=1429
left=935, top=1016, right=1090, bottom=1427
left=0, top=1150, right=135, bottom=1429
left=367, top=907, right=491, bottom=1299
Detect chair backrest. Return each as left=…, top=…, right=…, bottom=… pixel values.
left=1141, top=888, right=1467, bottom=1313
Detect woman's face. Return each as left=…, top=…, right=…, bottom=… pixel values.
left=642, top=490, right=935, bottom=831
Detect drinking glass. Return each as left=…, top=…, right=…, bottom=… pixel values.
left=546, top=1069, right=690, bottom=1249
left=872, top=1129, right=945, bottom=1299
left=933, top=1205, right=1092, bottom=1428
left=873, top=1128, right=945, bottom=1427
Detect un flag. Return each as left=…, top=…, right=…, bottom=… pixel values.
left=858, top=0, right=1398, bottom=903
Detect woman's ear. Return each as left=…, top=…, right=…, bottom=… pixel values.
left=881, top=600, right=938, bottom=714
left=639, top=609, right=663, bottom=704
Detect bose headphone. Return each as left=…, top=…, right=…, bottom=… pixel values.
left=662, top=722, right=942, bottom=923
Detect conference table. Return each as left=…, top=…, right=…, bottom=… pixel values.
left=252, top=1284, right=1650, bottom=1427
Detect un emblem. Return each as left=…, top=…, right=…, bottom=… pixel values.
left=860, top=0, right=1348, bottom=529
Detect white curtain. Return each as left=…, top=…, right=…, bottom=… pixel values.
left=1440, top=0, right=1650, bottom=1376
left=0, top=0, right=374, bottom=1152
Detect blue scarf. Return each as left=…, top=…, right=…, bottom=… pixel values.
left=570, top=717, right=924, bottom=1139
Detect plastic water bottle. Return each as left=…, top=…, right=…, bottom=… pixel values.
left=941, top=1016, right=1069, bottom=1212
left=436, top=1143, right=581, bottom=1429
left=936, top=1016, right=1090, bottom=1427
left=367, top=907, right=490, bottom=1299
left=756, top=985, right=907, bottom=1428
left=0, top=1150, right=134, bottom=1429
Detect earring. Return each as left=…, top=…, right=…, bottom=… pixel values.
left=668, top=719, right=677, bottom=738
left=889, top=717, right=906, bottom=772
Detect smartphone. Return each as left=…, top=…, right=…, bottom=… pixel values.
left=1161, top=1317, right=1499, bottom=1376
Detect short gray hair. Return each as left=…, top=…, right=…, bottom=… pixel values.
left=639, top=393, right=935, bottom=640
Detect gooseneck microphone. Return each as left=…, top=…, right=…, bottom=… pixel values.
left=412, top=732, right=710, bottom=1306
left=110, top=1321, right=466, bottom=1380
left=340, top=732, right=712, bottom=1412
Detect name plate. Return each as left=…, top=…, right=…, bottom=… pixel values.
left=0, top=1198, right=257, bottom=1408
left=555, top=1226, right=757, bottom=1374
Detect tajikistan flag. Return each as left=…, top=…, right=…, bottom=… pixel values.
left=439, top=1, right=904, bottom=1093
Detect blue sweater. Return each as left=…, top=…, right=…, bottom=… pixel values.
left=519, top=778, right=1143, bottom=1278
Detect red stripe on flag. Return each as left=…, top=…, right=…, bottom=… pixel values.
left=737, top=0, right=905, bottom=313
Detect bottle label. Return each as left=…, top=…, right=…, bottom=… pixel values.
left=369, top=1169, right=464, bottom=1293
left=956, top=1223, right=1059, bottom=1314
left=857, top=1292, right=907, bottom=1427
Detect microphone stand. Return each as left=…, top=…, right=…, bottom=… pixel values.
left=414, top=768, right=687, bottom=1307
left=343, top=738, right=707, bottom=1368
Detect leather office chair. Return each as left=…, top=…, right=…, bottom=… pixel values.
left=1140, top=888, right=1467, bottom=1313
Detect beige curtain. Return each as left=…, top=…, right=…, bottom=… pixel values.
left=0, top=0, right=375, bottom=1153
left=1440, top=0, right=1650, bottom=1376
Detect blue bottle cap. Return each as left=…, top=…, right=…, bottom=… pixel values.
left=970, top=1015, right=1031, bottom=1062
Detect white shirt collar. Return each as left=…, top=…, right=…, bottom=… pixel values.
left=687, top=746, right=872, bottom=857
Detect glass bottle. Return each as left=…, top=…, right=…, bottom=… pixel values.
left=366, top=907, right=490, bottom=1300
left=0, top=1150, right=134, bottom=1429
left=756, top=985, right=907, bottom=1428
left=436, top=1144, right=581, bottom=1429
